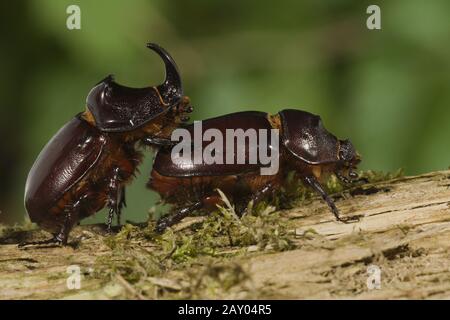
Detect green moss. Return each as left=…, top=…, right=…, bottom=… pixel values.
left=92, top=191, right=296, bottom=298
left=176, top=261, right=251, bottom=299
left=0, top=221, right=36, bottom=239
left=102, top=224, right=142, bottom=250
left=273, top=172, right=314, bottom=209
left=156, top=191, right=296, bottom=264
left=95, top=230, right=163, bottom=284
left=359, top=168, right=404, bottom=183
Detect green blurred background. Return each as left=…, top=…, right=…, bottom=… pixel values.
left=1, top=0, right=449, bottom=225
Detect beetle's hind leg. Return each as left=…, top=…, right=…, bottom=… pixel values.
left=18, top=237, right=63, bottom=248
left=155, top=201, right=203, bottom=234
left=106, top=167, right=123, bottom=232
left=155, top=190, right=232, bottom=233
left=51, top=203, right=81, bottom=245
left=303, top=176, right=361, bottom=223
left=242, top=182, right=277, bottom=215
left=19, top=200, right=81, bottom=248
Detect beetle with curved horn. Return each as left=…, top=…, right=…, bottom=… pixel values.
left=23, top=43, right=193, bottom=246
left=86, top=43, right=188, bottom=133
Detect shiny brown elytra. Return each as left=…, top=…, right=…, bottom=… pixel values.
left=149, top=109, right=362, bottom=232
left=24, top=43, right=192, bottom=246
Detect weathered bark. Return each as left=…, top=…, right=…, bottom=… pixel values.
left=1, top=170, right=450, bottom=299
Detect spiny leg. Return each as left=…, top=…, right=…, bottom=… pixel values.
left=303, top=175, right=360, bottom=223
left=106, top=167, right=122, bottom=232
left=142, top=136, right=177, bottom=148
left=18, top=237, right=62, bottom=248
left=106, top=208, right=115, bottom=233
left=54, top=202, right=80, bottom=245
left=155, top=201, right=203, bottom=234
left=19, top=199, right=81, bottom=247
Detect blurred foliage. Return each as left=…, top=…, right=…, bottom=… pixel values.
left=0, top=0, right=449, bottom=224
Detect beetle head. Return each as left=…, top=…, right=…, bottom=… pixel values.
left=338, top=139, right=361, bottom=178
left=86, top=43, right=185, bottom=132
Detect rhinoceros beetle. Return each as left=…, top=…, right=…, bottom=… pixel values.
left=148, top=109, right=362, bottom=232
left=24, top=43, right=192, bottom=246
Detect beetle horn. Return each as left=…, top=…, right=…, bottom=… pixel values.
left=146, top=43, right=183, bottom=105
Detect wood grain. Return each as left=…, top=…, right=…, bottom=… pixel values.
left=1, top=170, right=449, bottom=299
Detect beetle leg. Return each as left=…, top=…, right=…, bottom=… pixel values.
left=18, top=237, right=63, bottom=248
left=54, top=203, right=79, bottom=245
left=142, top=136, right=176, bottom=148
left=253, top=183, right=275, bottom=204
left=155, top=201, right=203, bottom=233
left=106, top=167, right=122, bottom=232
left=244, top=183, right=276, bottom=215
left=303, top=176, right=360, bottom=223
left=19, top=199, right=81, bottom=247
left=116, top=186, right=126, bottom=226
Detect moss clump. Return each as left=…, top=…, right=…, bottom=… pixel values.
left=92, top=190, right=296, bottom=298
left=359, top=168, right=404, bottom=183
left=95, top=224, right=163, bottom=284
left=272, top=172, right=313, bottom=210
left=0, top=221, right=36, bottom=240
left=103, top=224, right=148, bottom=250
left=176, top=261, right=252, bottom=299
left=0, top=224, right=6, bottom=238
left=157, top=191, right=295, bottom=264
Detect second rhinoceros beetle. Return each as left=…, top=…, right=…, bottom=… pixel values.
left=149, top=109, right=362, bottom=232
left=24, top=43, right=192, bottom=246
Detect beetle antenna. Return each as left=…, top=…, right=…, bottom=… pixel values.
left=146, top=43, right=183, bottom=102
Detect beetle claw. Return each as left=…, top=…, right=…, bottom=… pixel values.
left=155, top=221, right=168, bottom=234
left=337, top=214, right=363, bottom=223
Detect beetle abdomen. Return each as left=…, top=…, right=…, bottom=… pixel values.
left=152, top=111, right=277, bottom=177
left=148, top=169, right=281, bottom=206
left=24, top=115, right=107, bottom=225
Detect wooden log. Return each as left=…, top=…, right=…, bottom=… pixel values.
left=1, top=170, right=449, bottom=299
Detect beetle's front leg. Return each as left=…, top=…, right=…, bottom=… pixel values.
left=335, top=171, right=352, bottom=185
left=335, top=171, right=369, bottom=185
left=116, top=186, right=126, bottom=226
left=302, top=176, right=361, bottom=223
left=142, top=136, right=176, bottom=148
